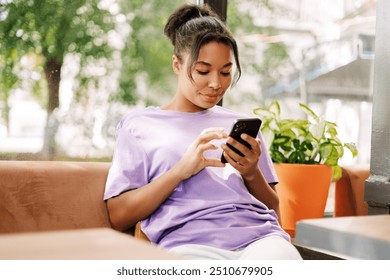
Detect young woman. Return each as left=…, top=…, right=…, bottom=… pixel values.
left=104, top=3, right=302, bottom=260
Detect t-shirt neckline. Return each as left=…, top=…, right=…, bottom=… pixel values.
left=154, top=106, right=214, bottom=117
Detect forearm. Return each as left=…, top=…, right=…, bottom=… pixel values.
left=107, top=164, right=186, bottom=231
left=242, top=167, right=279, bottom=212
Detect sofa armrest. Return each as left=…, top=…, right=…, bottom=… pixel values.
left=0, top=161, right=112, bottom=233
left=334, top=165, right=370, bottom=217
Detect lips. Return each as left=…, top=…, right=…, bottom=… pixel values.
left=201, top=90, right=223, bottom=98
left=204, top=94, right=220, bottom=98
left=202, top=94, right=221, bottom=102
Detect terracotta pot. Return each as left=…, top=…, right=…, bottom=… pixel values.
left=273, top=163, right=332, bottom=238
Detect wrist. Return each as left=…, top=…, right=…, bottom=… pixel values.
left=171, top=161, right=192, bottom=182
left=242, top=167, right=261, bottom=183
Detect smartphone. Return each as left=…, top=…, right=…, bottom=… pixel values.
left=221, top=118, right=262, bottom=163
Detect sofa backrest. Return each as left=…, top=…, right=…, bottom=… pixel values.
left=0, top=161, right=112, bottom=234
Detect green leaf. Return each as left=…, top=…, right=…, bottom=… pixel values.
left=299, top=103, right=320, bottom=122
left=272, top=150, right=287, bottom=163
left=253, top=107, right=276, bottom=119
left=288, top=151, right=299, bottom=163
left=326, top=128, right=338, bottom=140
left=269, top=119, right=280, bottom=132
left=298, top=151, right=306, bottom=162
left=302, top=140, right=313, bottom=151
left=323, top=147, right=340, bottom=166
left=269, top=100, right=281, bottom=117
left=280, top=145, right=293, bottom=152
left=344, top=142, right=359, bottom=157
left=309, top=122, right=325, bottom=141
left=319, top=142, right=332, bottom=158
left=273, top=135, right=290, bottom=145
left=292, top=139, right=300, bottom=150
left=333, top=166, right=342, bottom=181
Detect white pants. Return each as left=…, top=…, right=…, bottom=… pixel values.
left=168, top=235, right=302, bottom=260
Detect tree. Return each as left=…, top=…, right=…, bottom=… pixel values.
left=0, top=53, right=18, bottom=132
left=0, top=0, right=116, bottom=157
left=115, top=0, right=184, bottom=106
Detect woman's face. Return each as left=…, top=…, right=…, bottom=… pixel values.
left=173, top=41, right=233, bottom=112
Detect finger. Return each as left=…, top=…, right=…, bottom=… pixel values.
left=226, top=137, right=249, bottom=157
left=240, top=134, right=257, bottom=148
left=205, top=158, right=226, bottom=167
left=198, top=142, right=218, bottom=153
left=240, top=134, right=261, bottom=155
left=197, top=130, right=227, bottom=144
left=200, top=127, right=225, bottom=135
left=225, top=154, right=245, bottom=169
left=221, top=146, right=244, bottom=166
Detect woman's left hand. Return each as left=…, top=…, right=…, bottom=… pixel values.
left=221, top=133, right=262, bottom=178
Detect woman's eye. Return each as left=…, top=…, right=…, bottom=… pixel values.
left=195, top=69, right=230, bottom=76
left=196, top=70, right=208, bottom=75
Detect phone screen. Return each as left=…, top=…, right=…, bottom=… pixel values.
left=221, top=118, right=262, bottom=163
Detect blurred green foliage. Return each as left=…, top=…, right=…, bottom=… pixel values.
left=115, top=0, right=184, bottom=105
left=0, top=0, right=290, bottom=158
left=0, top=0, right=290, bottom=110
left=0, top=0, right=116, bottom=114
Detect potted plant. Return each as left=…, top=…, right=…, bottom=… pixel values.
left=253, top=100, right=358, bottom=237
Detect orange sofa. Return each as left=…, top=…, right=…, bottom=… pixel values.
left=334, top=165, right=370, bottom=217
left=0, top=161, right=184, bottom=259
left=0, top=161, right=113, bottom=234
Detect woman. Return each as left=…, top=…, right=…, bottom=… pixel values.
left=104, top=3, right=302, bottom=260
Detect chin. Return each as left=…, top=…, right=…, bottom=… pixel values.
left=202, top=99, right=222, bottom=108
left=201, top=102, right=218, bottom=109
left=193, top=98, right=222, bottom=110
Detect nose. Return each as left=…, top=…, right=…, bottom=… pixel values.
left=208, top=74, right=221, bottom=90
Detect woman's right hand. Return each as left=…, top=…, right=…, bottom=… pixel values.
left=175, top=127, right=227, bottom=180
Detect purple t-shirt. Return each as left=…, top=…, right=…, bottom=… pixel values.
left=104, top=106, right=290, bottom=250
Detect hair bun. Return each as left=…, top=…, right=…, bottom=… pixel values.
left=164, top=4, right=219, bottom=45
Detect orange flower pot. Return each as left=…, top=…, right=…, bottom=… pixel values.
left=273, top=163, right=333, bottom=238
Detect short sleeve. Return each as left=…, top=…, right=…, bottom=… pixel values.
left=103, top=123, right=149, bottom=200
left=257, top=131, right=278, bottom=184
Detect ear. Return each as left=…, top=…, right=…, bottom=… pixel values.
left=172, top=55, right=181, bottom=75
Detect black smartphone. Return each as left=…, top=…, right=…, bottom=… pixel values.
left=221, top=118, right=262, bottom=163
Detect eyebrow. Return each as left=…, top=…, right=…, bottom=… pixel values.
left=195, top=61, right=233, bottom=68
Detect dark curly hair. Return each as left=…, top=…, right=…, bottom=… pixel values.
left=164, top=3, right=241, bottom=84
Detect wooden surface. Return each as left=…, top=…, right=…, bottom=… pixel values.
left=0, top=228, right=181, bottom=260
left=295, top=215, right=390, bottom=259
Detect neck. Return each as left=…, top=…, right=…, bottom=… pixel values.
left=161, top=97, right=207, bottom=113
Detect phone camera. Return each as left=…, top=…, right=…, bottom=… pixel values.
left=235, top=122, right=246, bottom=133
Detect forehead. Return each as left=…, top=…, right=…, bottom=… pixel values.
left=196, top=42, right=233, bottom=65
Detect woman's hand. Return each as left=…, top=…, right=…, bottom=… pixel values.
left=221, top=133, right=280, bottom=212
left=176, top=127, right=227, bottom=180
left=221, top=133, right=262, bottom=179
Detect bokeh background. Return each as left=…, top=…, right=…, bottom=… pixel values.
left=0, top=0, right=376, bottom=164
